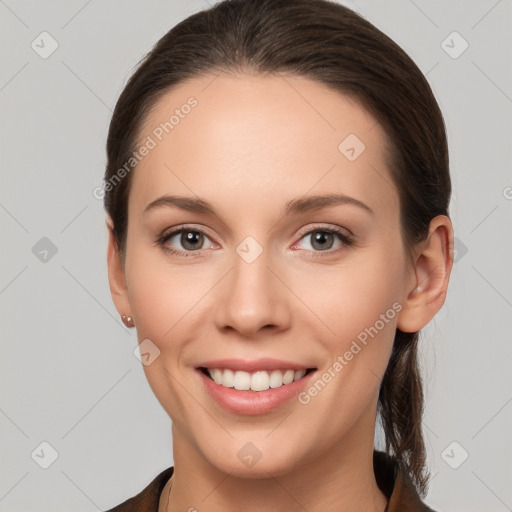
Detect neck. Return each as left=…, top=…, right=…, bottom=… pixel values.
left=160, top=415, right=388, bottom=512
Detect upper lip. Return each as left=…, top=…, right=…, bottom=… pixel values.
left=197, top=358, right=315, bottom=372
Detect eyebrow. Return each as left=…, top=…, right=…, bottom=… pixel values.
left=143, top=193, right=374, bottom=217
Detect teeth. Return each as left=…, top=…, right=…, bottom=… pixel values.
left=206, top=368, right=308, bottom=392
left=283, top=369, right=295, bottom=385
left=233, top=371, right=251, bottom=390
left=251, top=371, right=269, bottom=391
left=294, top=369, right=306, bottom=381
left=269, top=370, right=283, bottom=388
left=221, top=369, right=235, bottom=387
left=211, top=369, right=223, bottom=385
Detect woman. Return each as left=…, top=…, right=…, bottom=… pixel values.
left=103, top=0, right=453, bottom=510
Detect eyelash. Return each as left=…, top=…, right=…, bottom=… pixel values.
left=156, top=224, right=355, bottom=258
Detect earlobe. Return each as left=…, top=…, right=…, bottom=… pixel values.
left=106, top=216, right=132, bottom=321
left=397, top=215, right=454, bottom=333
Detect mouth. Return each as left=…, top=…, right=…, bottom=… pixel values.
left=195, top=358, right=319, bottom=415
left=198, top=367, right=317, bottom=392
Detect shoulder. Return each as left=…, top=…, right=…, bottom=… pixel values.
left=103, top=466, right=174, bottom=512
left=373, top=451, right=438, bottom=512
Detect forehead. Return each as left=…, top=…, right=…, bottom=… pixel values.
left=130, top=71, right=397, bottom=220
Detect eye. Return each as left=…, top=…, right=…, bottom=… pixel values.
left=292, top=226, right=354, bottom=256
left=156, top=224, right=355, bottom=258
left=157, top=226, right=216, bottom=257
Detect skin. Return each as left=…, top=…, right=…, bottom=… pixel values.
left=106, top=71, right=453, bottom=512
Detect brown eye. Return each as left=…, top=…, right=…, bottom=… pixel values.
left=293, top=226, right=354, bottom=256
left=179, top=230, right=205, bottom=251
left=158, top=227, right=214, bottom=256
left=309, top=230, right=336, bottom=251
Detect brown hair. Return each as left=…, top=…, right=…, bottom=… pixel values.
left=104, top=0, right=450, bottom=496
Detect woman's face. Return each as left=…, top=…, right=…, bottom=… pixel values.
left=112, top=72, right=418, bottom=476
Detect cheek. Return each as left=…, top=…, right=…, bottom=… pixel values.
left=292, top=255, right=403, bottom=426
left=125, top=242, right=204, bottom=336
left=298, top=251, right=404, bottom=343
left=124, top=248, right=208, bottom=424
left=292, top=244, right=406, bottom=415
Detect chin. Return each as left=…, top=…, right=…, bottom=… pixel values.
left=198, top=434, right=309, bottom=479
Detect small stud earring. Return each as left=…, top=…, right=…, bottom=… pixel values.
left=121, top=315, right=135, bottom=328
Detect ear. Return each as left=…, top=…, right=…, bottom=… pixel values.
left=106, top=216, right=132, bottom=321
left=396, top=215, right=454, bottom=333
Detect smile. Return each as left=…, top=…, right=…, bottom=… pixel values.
left=200, top=367, right=315, bottom=392
left=196, top=358, right=318, bottom=414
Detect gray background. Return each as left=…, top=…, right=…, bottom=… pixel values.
left=1, top=0, right=511, bottom=510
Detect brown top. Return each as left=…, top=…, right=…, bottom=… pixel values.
left=104, top=450, right=436, bottom=511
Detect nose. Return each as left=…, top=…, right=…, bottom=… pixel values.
left=214, top=243, right=292, bottom=339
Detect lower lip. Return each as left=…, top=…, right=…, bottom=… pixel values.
left=197, top=369, right=316, bottom=415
